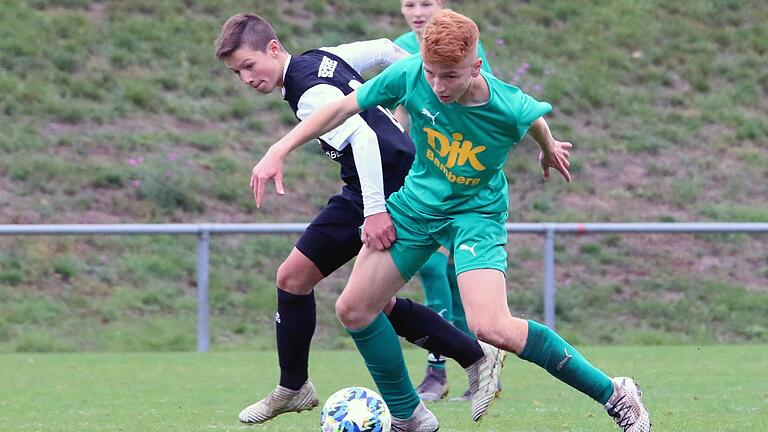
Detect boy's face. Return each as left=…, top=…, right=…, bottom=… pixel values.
left=422, top=52, right=481, bottom=104
left=400, top=0, right=443, bottom=34
left=223, top=41, right=283, bottom=94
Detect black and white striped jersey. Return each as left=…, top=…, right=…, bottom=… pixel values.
left=282, top=47, right=414, bottom=214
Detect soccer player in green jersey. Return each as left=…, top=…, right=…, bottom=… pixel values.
left=395, top=0, right=494, bottom=403
left=396, top=0, right=491, bottom=73
left=251, top=9, right=652, bottom=432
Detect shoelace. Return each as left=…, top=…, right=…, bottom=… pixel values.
left=607, top=395, right=636, bottom=431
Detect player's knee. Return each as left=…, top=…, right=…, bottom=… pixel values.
left=469, top=320, right=492, bottom=342
left=276, top=262, right=314, bottom=295
left=334, top=297, right=355, bottom=327
left=335, top=297, right=370, bottom=329
left=470, top=320, right=504, bottom=346
left=471, top=318, right=526, bottom=354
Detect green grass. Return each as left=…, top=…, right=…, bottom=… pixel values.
left=1, top=346, right=767, bottom=431
left=3, top=232, right=768, bottom=352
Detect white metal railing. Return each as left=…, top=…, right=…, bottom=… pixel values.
left=2, top=222, right=767, bottom=352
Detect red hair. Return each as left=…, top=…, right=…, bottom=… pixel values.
left=421, top=9, right=479, bottom=65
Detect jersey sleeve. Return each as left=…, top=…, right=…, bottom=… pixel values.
left=355, top=56, right=412, bottom=111
left=347, top=127, right=386, bottom=216
left=321, top=39, right=406, bottom=74
left=298, top=84, right=387, bottom=216
left=511, top=91, right=552, bottom=141
left=297, top=84, right=368, bottom=151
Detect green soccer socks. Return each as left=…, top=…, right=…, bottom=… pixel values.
left=347, top=313, right=421, bottom=418
left=520, top=320, right=614, bottom=404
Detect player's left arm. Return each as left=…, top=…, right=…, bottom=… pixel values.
left=528, top=117, right=572, bottom=182
left=327, top=38, right=410, bottom=75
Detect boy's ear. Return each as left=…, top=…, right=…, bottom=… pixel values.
left=471, top=58, right=483, bottom=77
left=267, top=39, right=281, bottom=56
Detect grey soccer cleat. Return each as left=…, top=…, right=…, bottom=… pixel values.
left=604, top=377, right=651, bottom=432
left=465, top=341, right=505, bottom=421
left=391, top=401, right=439, bottom=432
left=415, top=366, right=449, bottom=401
left=238, top=380, right=319, bottom=424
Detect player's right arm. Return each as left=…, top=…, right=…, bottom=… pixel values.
left=250, top=92, right=363, bottom=207
left=528, top=117, right=572, bottom=183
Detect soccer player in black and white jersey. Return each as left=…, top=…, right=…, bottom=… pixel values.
left=215, top=14, right=503, bottom=430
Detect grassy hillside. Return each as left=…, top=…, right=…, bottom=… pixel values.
left=0, top=0, right=767, bottom=352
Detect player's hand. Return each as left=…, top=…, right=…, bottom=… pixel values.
left=361, top=212, right=397, bottom=250
left=250, top=146, right=286, bottom=208
left=539, top=140, right=572, bottom=183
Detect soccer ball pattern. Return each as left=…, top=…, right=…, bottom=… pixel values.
left=320, top=387, right=391, bottom=432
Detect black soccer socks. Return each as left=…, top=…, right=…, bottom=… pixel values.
left=276, top=288, right=316, bottom=390
left=388, top=297, right=483, bottom=368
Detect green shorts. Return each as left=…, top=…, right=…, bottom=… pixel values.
left=386, top=191, right=508, bottom=281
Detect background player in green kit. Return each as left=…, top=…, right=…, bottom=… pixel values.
left=251, top=9, right=652, bottom=432
left=394, top=0, right=494, bottom=402
left=396, top=0, right=491, bottom=73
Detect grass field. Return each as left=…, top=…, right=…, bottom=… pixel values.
left=1, top=345, right=766, bottom=431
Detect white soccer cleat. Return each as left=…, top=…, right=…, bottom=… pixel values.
left=449, top=376, right=503, bottom=402
left=466, top=341, right=506, bottom=422
left=604, top=377, right=652, bottom=432
left=238, top=380, right=319, bottom=424
left=390, top=400, right=439, bottom=432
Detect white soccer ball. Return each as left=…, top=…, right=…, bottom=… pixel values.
left=320, top=386, right=391, bottom=432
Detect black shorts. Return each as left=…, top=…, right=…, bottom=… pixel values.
left=295, top=195, right=364, bottom=276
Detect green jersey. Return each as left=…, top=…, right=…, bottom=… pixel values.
left=393, top=31, right=493, bottom=74
left=356, top=55, right=551, bottom=215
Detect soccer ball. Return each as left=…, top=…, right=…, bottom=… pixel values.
left=320, top=387, right=391, bottom=432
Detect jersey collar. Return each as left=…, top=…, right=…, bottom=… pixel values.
left=280, top=54, right=292, bottom=97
